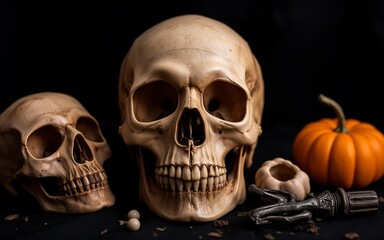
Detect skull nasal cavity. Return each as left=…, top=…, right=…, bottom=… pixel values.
left=73, top=135, right=93, bottom=164
left=177, top=109, right=205, bottom=147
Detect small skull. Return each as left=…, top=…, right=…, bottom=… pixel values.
left=118, top=15, right=264, bottom=221
left=0, top=92, right=115, bottom=213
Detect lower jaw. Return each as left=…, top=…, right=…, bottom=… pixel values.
left=140, top=178, right=245, bottom=222
left=31, top=184, right=115, bottom=214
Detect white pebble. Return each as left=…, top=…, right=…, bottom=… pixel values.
left=126, top=218, right=140, bottom=231
left=127, top=209, right=140, bottom=219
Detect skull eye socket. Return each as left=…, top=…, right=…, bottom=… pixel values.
left=204, top=81, right=247, bottom=122
left=133, top=80, right=178, bottom=122
left=27, top=125, right=63, bottom=159
left=76, top=117, right=103, bottom=142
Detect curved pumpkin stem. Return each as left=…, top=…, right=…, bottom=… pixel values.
left=318, top=94, right=348, bottom=133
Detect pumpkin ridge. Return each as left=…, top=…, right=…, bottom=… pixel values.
left=349, top=122, right=377, bottom=131
left=345, top=119, right=361, bottom=130
left=293, top=128, right=330, bottom=173
left=353, top=131, right=384, bottom=182
left=308, top=131, right=337, bottom=185
left=349, top=132, right=376, bottom=188
left=329, top=133, right=355, bottom=188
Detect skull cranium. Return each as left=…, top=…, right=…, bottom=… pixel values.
left=118, top=14, right=264, bottom=221
left=0, top=92, right=115, bottom=213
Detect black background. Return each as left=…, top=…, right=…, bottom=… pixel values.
left=1, top=0, right=384, bottom=239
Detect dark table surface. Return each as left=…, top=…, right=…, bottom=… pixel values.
left=1, top=127, right=383, bottom=240
left=2, top=1, right=384, bottom=239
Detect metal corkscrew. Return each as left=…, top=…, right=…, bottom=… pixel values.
left=248, top=184, right=379, bottom=225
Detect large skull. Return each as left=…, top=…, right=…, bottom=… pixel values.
left=118, top=14, right=264, bottom=221
left=0, top=92, right=115, bottom=213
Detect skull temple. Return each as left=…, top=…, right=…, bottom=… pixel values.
left=0, top=92, right=115, bottom=213
left=118, top=14, right=264, bottom=221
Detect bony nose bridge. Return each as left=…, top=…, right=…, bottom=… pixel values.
left=183, top=86, right=200, bottom=109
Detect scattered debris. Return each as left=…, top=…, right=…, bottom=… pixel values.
left=4, top=214, right=19, bottom=221
left=213, top=219, right=229, bottom=228
left=207, top=230, right=223, bottom=238
left=264, top=233, right=275, bottom=240
left=305, top=220, right=320, bottom=235
left=152, top=226, right=167, bottom=237
left=156, top=227, right=167, bottom=232
left=292, top=219, right=321, bottom=235
left=100, top=229, right=108, bottom=235
left=344, top=232, right=359, bottom=240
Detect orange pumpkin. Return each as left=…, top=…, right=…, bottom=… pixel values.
left=293, top=94, right=384, bottom=189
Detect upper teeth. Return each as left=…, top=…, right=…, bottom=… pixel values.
left=155, top=165, right=227, bottom=192
left=60, top=171, right=108, bottom=196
